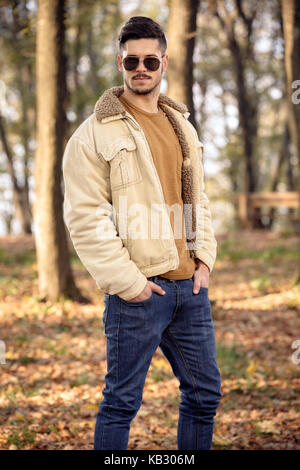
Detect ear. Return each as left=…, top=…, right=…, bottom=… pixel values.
left=117, top=55, right=123, bottom=73
left=163, top=54, right=168, bottom=72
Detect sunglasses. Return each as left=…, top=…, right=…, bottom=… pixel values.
left=122, top=55, right=165, bottom=72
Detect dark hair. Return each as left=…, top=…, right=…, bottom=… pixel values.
left=118, top=16, right=167, bottom=54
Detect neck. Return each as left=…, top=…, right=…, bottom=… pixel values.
left=122, top=84, right=160, bottom=113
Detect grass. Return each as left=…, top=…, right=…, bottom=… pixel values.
left=17, top=356, right=37, bottom=364
left=69, top=373, right=90, bottom=388
left=218, top=240, right=300, bottom=263
left=250, top=276, right=271, bottom=293
left=151, top=367, right=173, bottom=383
left=216, top=343, right=249, bottom=378
left=6, top=424, right=36, bottom=449
left=44, top=339, right=68, bottom=356
left=0, top=246, right=82, bottom=268
left=14, top=333, right=31, bottom=345
left=0, top=247, right=36, bottom=267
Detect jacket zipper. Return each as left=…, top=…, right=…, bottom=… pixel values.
left=124, top=113, right=179, bottom=269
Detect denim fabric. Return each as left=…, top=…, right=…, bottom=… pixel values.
left=94, top=275, right=222, bottom=450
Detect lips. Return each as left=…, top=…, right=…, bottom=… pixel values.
left=133, top=77, right=150, bottom=80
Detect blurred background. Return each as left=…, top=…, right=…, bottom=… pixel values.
left=0, top=0, right=299, bottom=451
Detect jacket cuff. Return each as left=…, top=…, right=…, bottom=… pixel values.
left=115, top=272, right=148, bottom=301
left=195, top=258, right=210, bottom=272
left=194, top=250, right=215, bottom=273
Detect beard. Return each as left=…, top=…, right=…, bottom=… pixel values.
left=124, top=66, right=163, bottom=95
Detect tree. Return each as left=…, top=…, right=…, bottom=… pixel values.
left=281, top=0, right=300, bottom=283
left=34, top=0, right=85, bottom=302
left=0, top=0, right=36, bottom=234
left=0, top=113, right=32, bottom=233
left=166, top=0, right=200, bottom=129
left=209, top=0, right=261, bottom=227
left=65, top=0, right=122, bottom=134
left=281, top=0, right=300, bottom=222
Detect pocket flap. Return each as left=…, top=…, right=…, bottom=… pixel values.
left=101, top=135, right=137, bottom=162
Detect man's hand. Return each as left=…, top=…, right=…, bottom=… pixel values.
left=128, top=281, right=166, bottom=302
left=193, top=259, right=210, bottom=294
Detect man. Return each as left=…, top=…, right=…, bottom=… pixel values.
left=62, top=16, right=222, bottom=450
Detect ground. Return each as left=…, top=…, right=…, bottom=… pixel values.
left=0, top=229, right=299, bottom=450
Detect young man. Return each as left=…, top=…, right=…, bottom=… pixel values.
left=62, top=16, right=222, bottom=450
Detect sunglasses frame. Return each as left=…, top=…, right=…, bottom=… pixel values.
left=122, top=55, right=165, bottom=72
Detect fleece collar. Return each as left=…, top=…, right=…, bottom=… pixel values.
left=94, top=85, right=188, bottom=122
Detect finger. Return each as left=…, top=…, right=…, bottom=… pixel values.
left=149, top=281, right=166, bottom=296
left=193, top=280, right=201, bottom=294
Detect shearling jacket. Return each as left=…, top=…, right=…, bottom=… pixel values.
left=62, top=86, right=217, bottom=301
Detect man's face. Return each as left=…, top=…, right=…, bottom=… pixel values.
left=117, top=38, right=168, bottom=95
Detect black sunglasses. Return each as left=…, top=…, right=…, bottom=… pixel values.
left=122, top=55, right=165, bottom=72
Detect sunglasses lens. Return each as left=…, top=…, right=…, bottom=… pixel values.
left=144, top=58, right=161, bottom=71
left=123, top=57, right=139, bottom=71
left=123, top=57, right=162, bottom=71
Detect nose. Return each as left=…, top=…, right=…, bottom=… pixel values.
left=135, top=58, right=147, bottom=72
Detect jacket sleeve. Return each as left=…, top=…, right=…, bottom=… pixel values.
left=62, top=135, right=148, bottom=300
left=186, top=121, right=217, bottom=272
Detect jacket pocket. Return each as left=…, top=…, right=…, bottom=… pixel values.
left=101, top=135, right=142, bottom=190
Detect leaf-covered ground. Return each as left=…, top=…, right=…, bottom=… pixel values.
left=0, top=229, right=299, bottom=450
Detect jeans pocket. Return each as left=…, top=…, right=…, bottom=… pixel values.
left=199, top=286, right=209, bottom=293
left=119, top=291, right=153, bottom=307
left=190, top=277, right=209, bottom=294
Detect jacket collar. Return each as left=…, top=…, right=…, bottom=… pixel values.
left=94, top=85, right=188, bottom=122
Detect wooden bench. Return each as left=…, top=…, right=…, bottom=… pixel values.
left=237, top=192, right=300, bottom=226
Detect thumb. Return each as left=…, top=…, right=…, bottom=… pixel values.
left=149, top=281, right=166, bottom=296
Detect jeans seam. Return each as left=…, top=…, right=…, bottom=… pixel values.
left=171, top=283, right=180, bottom=321
left=100, top=410, right=106, bottom=449
left=165, top=328, right=201, bottom=449
left=116, top=297, right=121, bottom=387
left=100, top=298, right=121, bottom=450
left=165, top=328, right=202, bottom=408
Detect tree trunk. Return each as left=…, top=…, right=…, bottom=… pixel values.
left=0, top=114, right=32, bottom=234
left=73, top=0, right=85, bottom=129
left=212, top=1, right=258, bottom=228
left=34, top=0, right=88, bottom=303
left=268, top=121, right=290, bottom=227
left=18, top=64, right=34, bottom=214
left=10, top=0, right=35, bottom=234
left=281, top=0, right=300, bottom=283
left=167, top=0, right=200, bottom=130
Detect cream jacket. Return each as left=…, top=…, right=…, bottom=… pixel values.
left=62, top=86, right=217, bottom=300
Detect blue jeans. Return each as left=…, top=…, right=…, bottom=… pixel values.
left=94, top=275, right=222, bottom=450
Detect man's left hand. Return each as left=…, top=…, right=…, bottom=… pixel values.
left=193, top=260, right=210, bottom=294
